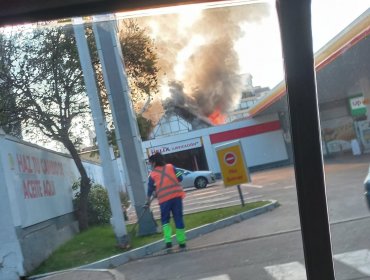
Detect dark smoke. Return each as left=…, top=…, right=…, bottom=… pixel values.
left=140, top=3, right=270, bottom=121
left=162, top=81, right=213, bottom=129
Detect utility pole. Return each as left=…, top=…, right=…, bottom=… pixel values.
left=92, top=15, right=157, bottom=236
left=73, top=18, right=129, bottom=247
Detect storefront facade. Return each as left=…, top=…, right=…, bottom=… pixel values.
left=142, top=113, right=289, bottom=174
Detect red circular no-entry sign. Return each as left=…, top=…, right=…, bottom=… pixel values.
left=224, top=152, right=237, bottom=166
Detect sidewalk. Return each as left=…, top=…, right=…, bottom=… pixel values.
left=29, top=200, right=278, bottom=280
left=31, top=269, right=126, bottom=280
left=28, top=154, right=370, bottom=280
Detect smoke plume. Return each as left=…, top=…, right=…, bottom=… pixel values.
left=140, top=3, right=270, bottom=123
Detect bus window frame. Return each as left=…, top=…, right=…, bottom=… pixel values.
left=0, top=1, right=335, bottom=279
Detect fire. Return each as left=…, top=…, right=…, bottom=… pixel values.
left=208, top=108, right=226, bottom=125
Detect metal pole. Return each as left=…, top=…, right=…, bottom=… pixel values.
left=92, top=15, right=157, bottom=236
left=72, top=18, right=129, bottom=246
left=276, top=0, right=335, bottom=279
left=236, top=185, right=245, bottom=207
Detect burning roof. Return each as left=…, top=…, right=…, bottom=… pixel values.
left=138, top=3, right=270, bottom=126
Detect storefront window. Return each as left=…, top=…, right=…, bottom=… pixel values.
left=311, top=1, right=370, bottom=278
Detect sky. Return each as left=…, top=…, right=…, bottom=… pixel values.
left=20, top=0, right=370, bottom=150
left=118, top=0, right=370, bottom=92
left=235, top=0, right=370, bottom=88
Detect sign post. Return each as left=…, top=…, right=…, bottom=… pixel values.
left=215, top=140, right=250, bottom=206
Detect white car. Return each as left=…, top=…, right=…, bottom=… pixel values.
left=177, top=168, right=216, bottom=189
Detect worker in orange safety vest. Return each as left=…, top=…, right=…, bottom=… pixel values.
left=145, top=152, right=186, bottom=250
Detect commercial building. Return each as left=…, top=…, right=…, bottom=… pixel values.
left=143, top=9, right=370, bottom=174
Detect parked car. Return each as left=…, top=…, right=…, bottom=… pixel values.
left=364, top=166, right=370, bottom=210
left=177, top=168, right=216, bottom=189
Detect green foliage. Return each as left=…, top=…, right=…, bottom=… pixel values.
left=96, top=114, right=153, bottom=158
left=119, top=19, right=159, bottom=111
left=0, top=34, right=22, bottom=137
left=31, top=225, right=123, bottom=275
left=11, top=26, right=90, bottom=144
left=0, top=21, right=159, bottom=229
left=1, top=26, right=93, bottom=230
left=73, top=180, right=130, bottom=226
left=31, top=201, right=270, bottom=275
left=136, top=114, right=153, bottom=141
left=95, top=19, right=159, bottom=125
left=73, top=181, right=112, bottom=226
left=119, top=191, right=130, bottom=210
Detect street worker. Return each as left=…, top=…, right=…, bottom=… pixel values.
left=145, top=152, right=186, bottom=250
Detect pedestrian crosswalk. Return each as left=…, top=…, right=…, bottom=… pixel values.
left=127, top=183, right=262, bottom=222
left=193, top=249, right=370, bottom=280
left=265, top=249, right=370, bottom=280
left=198, top=275, right=231, bottom=280
left=264, top=249, right=370, bottom=279
left=265, top=261, right=306, bottom=280
left=334, top=249, right=370, bottom=276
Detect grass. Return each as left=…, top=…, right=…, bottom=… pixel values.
left=31, top=201, right=269, bottom=275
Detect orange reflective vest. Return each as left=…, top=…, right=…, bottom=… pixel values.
left=150, top=164, right=185, bottom=204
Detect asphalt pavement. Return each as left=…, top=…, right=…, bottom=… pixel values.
left=31, top=153, right=370, bottom=280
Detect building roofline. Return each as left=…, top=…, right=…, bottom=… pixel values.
left=247, top=8, right=370, bottom=118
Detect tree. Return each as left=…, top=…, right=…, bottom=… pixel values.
left=0, top=33, right=22, bottom=137
left=119, top=19, right=159, bottom=114
left=136, top=114, right=153, bottom=141
left=7, top=26, right=92, bottom=230
left=91, top=19, right=158, bottom=148
left=104, top=114, right=153, bottom=157
left=1, top=20, right=159, bottom=230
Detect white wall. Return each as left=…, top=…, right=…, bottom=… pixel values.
left=207, top=130, right=287, bottom=174
left=0, top=146, right=25, bottom=280
left=143, top=113, right=288, bottom=173
left=0, top=133, right=106, bottom=276
left=83, top=160, right=105, bottom=186
left=241, top=131, right=287, bottom=166
left=202, top=135, right=219, bottom=173
left=1, top=137, right=77, bottom=228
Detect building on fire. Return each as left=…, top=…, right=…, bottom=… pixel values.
left=143, top=9, right=370, bottom=175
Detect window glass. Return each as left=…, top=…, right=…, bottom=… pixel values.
left=7, top=0, right=367, bottom=279
left=311, top=0, right=370, bottom=278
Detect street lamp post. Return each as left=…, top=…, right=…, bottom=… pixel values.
left=92, top=15, right=157, bottom=236
left=73, top=18, right=129, bottom=247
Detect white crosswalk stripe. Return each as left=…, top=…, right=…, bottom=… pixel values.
left=197, top=275, right=231, bottom=280
left=264, top=249, right=370, bottom=279
left=334, top=249, right=370, bottom=276
left=194, top=251, right=370, bottom=280
left=265, top=261, right=307, bottom=280
left=241, top=183, right=263, bottom=188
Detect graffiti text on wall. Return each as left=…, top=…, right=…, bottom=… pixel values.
left=15, top=154, right=64, bottom=199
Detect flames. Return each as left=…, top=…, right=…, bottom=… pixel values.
left=208, top=108, right=226, bottom=125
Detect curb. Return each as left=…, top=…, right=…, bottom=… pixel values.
left=30, top=200, right=278, bottom=279
left=79, top=200, right=279, bottom=269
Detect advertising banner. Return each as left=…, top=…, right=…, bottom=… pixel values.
left=321, top=117, right=356, bottom=154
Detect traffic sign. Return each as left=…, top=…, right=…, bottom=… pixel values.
left=224, top=152, right=236, bottom=166
left=215, top=140, right=250, bottom=187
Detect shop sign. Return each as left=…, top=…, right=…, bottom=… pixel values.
left=349, top=95, right=367, bottom=117
left=147, top=137, right=203, bottom=156
left=215, top=140, right=250, bottom=187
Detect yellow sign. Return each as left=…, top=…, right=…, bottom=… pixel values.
left=216, top=141, right=250, bottom=187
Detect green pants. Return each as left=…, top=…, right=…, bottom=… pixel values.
left=162, top=224, right=186, bottom=245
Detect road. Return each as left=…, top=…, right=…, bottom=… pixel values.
left=127, top=179, right=264, bottom=222
left=120, top=154, right=370, bottom=280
